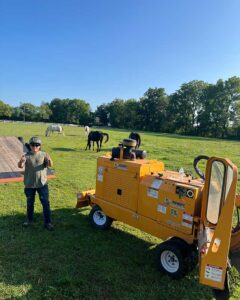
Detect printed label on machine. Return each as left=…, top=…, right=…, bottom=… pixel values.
left=98, top=166, right=104, bottom=174
left=164, top=198, right=185, bottom=210
left=182, top=212, right=193, bottom=228
left=182, top=221, right=192, bottom=228
left=182, top=212, right=193, bottom=221
left=151, top=179, right=163, bottom=189
left=170, top=208, right=178, bottom=217
left=114, top=163, right=128, bottom=171
left=167, top=219, right=180, bottom=227
left=157, top=204, right=166, bottom=214
left=148, top=188, right=158, bottom=199
left=204, top=264, right=223, bottom=282
left=97, top=174, right=103, bottom=182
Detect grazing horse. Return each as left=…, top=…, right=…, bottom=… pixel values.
left=45, top=124, right=64, bottom=137
left=84, top=126, right=90, bottom=138
left=129, top=132, right=141, bottom=148
left=85, top=131, right=109, bottom=152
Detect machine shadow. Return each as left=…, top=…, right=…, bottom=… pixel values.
left=0, top=208, right=211, bottom=299
left=230, top=251, right=240, bottom=273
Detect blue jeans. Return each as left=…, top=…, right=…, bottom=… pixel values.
left=24, top=184, right=51, bottom=224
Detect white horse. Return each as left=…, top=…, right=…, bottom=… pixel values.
left=84, top=126, right=90, bottom=138
left=45, top=124, right=65, bottom=137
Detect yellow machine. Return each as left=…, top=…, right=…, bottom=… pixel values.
left=76, top=139, right=240, bottom=292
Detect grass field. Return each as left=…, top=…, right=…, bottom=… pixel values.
left=0, top=122, right=240, bottom=300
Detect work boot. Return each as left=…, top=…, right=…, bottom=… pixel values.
left=44, top=223, right=54, bottom=231
left=22, top=220, right=33, bottom=227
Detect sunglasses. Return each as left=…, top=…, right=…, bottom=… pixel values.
left=30, top=143, right=40, bottom=147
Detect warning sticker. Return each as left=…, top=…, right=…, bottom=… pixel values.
left=182, top=221, right=192, bottom=229
left=97, top=174, right=103, bottom=182
left=182, top=212, right=193, bottom=229
left=157, top=204, right=166, bottom=214
left=204, top=264, right=223, bottom=282
left=148, top=188, right=158, bottom=199
left=182, top=213, right=193, bottom=222
left=151, top=179, right=163, bottom=189
left=98, top=166, right=104, bottom=174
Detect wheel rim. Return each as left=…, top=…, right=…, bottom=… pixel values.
left=93, top=210, right=107, bottom=226
left=160, top=250, right=179, bottom=273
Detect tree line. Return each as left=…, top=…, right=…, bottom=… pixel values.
left=0, top=98, right=92, bottom=126
left=1, top=76, right=240, bottom=139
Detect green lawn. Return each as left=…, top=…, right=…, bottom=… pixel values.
left=0, top=122, right=240, bottom=299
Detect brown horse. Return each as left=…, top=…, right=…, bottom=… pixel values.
left=85, top=131, right=109, bottom=152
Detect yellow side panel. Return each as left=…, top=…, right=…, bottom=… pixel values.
left=95, top=156, right=164, bottom=212
left=91, top=195, right=195, bottom=244
left=138, top=174, right=201, bottom=235
left=103, top=168, right=138, bottom=211
left=157, top=181, right=200, bottom=235
left=96, top=156, right=164, bottom=178
left=138, top=176, right=158, bottom=220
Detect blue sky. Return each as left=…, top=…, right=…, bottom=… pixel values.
left=0, top=0, right=240, bottom=110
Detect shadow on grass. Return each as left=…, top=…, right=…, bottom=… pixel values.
left=143, top=132, right=240, bottom=143
left=83, top=147, right=113, bottom=153
left=0, top=208, right=212, bottom=300
left=51, top=147, right=77, bottom=152
left=143, top=132, right=219, bottom=142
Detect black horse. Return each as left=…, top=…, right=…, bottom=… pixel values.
left=85, top=131, right=109, bottom=152
left=129, top=132, right=141, bottom=148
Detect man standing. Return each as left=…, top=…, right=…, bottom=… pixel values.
left=18, top=136, right=54, bottom=231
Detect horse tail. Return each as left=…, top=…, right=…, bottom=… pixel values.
left=45, top=127, right=49, bottom=137
left=103, top=133, right=109, bottom=143
left=137, top=133, right=141, bottom=147
left=62, top=126, right=65, bottom=136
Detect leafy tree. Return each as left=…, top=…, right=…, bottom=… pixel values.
left=0, top=100, right=12, bottom=119
left=49, top=98, right=91, bottom=125
left=198, top=78, right=240, bottom=138
left=168, top=81, right=208, bottom=134
left=11, top=107, right=21, bottom=120
left=108, top=99, right=126, bottom=128
left=139, top=88, right=168, bottom=132
left=38, top=102, right=52, bottom=121
left=66, top=99, right=91, bottom=125
left=211, top=80, right=232, bottom=138
left=49, top=98, right=68, bottom=123
left=123, top=99, right=140, bottom=129
left=19, top=103, right=38, bottom=121
left=225, top=77, right=240, bottom=136
left=95, top=104, right=110, bottom=126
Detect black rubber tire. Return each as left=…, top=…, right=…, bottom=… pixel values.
left=122, top=138, right=137, bottom=147
left=156, top=240, right=187, bottom=279
left=89, top=205, right=113, bottom=230
left=169, top=237, right=198, bottom=272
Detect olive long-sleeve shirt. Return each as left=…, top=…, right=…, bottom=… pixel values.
left=18, top=151, right=53, bottom=188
